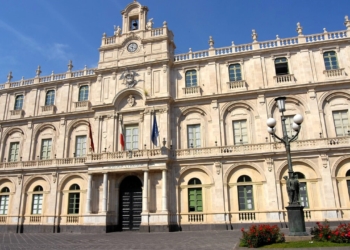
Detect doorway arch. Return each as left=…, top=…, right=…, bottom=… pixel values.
left=119, top=176, right=142, bottom=230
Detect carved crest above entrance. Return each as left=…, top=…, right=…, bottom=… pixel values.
left=119, top=69, right=141, bottom=88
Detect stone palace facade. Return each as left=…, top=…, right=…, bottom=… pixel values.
left=0, top=1, right=350, bottom=233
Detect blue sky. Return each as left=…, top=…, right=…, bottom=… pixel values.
left=0, top=0, right=348, bottom=82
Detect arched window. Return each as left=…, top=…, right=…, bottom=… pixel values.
left=68, top=184, right=80, bottom=214
left=14, top=95, right=24, bottom=110
left=0, top=187, right=9, bottom=215
left=294, top=172, right=309, bottom=208
left=228, top=64, right=242, bottom=82
left=185, top=70, right=197, bottom=87
left=188, top=178, right=201, bottom=185
left=237, top=175, right=254, bottom=210
left=332, top=110, right=349, bottom=137
left=32, top=185, right=43, bottom=215
left=188, top=178, right=202, bottom=212
left=69, top=184, right=80, bottom=190
left=45, top=90, right=55, bottom=106
left=323, top=51, right=339, bottom=70
left=78, top=85, right=89, bottom=101
left=274, top=57, right=289, bottom=75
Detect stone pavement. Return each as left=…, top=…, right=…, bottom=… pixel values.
left=0, top=230, right=240, bottom=250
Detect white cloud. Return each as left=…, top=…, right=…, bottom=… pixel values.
left=0, top=19, right=72, bottom=62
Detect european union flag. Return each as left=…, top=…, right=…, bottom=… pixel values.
left=151, top=112, right=159, bottom=146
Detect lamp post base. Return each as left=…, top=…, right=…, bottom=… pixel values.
left=286, top=205, right=308, bottom=236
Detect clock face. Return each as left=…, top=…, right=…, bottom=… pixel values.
left=127, top=42, right=138, bottom=52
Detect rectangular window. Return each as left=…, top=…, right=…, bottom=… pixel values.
left=323, top=51, right=339, bottom=70
left=0, top=196, right=9, bottom=215
left=333, top=110, right=349, bottom=137
left=299, top=182, right=309, bottom=208
left=233, top=120, right=248, bottom=145
left=229, top=64, right=242, bottom=82
left=185, top=70, right=197, bottom=87
left=125, top=126, right=139, bottom=150
left=31, top=194, right=43, bottom=214
left=75, top=136, right=87, bottom=157
left=238, top=185, right=254, bottom=210
left=40, top=139, right=52, bottom=160
left=284, top=116, right=295, bottom=138
left=187, top=124, right=201, bottom=148
left=68, top=193, right=80, bottom=214
left=8, top=142, right=20, bottom=162
left=188, top=188, right=203, bottom=212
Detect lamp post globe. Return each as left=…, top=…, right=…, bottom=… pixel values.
left=292, top=123, right=300, bottom=131
left=293, top=114, right=303, bottom=125
left=267, top=127, right=275, bottom=134
left=267, top=118, right=276, bottom=128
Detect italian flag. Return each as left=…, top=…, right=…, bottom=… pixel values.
left=119, top=120, right=125, bottom=151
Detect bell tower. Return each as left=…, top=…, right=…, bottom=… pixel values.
left=121, top=0, right=148, bottom=33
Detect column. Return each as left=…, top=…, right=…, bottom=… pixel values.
left=86, top=174, right=92, bottom=214
left=102, top=173, right=108, bottom=213
left=142, top=170, right=149, bottom=212
left=162, top=169, right=168, bottom=212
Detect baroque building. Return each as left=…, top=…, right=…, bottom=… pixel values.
left=0, top=1, right=350, bottom=233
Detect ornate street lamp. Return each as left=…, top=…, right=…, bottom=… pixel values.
left=267, top=97, right=307, bottom=236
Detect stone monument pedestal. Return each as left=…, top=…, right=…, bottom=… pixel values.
left=286, top=204, right=308, bottom=236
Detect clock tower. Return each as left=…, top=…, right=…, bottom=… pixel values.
left=96, top=0, right=176, bottom=100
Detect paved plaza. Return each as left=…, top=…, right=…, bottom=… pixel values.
left=0, top=230, right=240, bottom=250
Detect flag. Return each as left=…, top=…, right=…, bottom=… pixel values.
left=151, top=112, right=159, bottom=146
left=119, top=120, right=125, bottom=150
left=88, top=122, right=95, bottom=153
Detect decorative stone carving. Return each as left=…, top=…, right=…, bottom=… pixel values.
left=17, top=175, right=22, bottom=185
left=146, top=18, right=153, bottom=30
left=321, top=154, right=328, bottom=168
left=344, top=15, right=350, bottom=30
left=67, top=60, right=73, bottom=72
left=112, top=72, right=117, bottom=80
left=36, top=65, right=42, bottom=77
left=163, top=64, right=167, bottom=73
left=97, top=74, right=102, bottom=82
left=208, top=36, right=214, bottom=49
left=214, top=162, right=221, bottom=175
left=119, top=69, right=141, bottom=88
left=266, top=158, right=273, bottom=172
left=127, top=95, right=135, bottom=107
left=252, top=29, right=258, bottom=42
left=114, top=25, right=121, bottom=36
left=139, top=112, right=144, bottom=122
left=7, top=71, right=13, bottom=83
left=147, top=67, right=151, bottom=75
left=296, top=22, right=303, bottom=36
left=52, top=173, right=57, bottom=183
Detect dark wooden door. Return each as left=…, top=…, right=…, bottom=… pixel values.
left=119, top=176, right=142, bottom=230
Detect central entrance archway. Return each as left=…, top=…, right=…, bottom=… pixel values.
left=119, top=175, right=142, bottom=231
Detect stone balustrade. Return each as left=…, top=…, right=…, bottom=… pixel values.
left=323, top=68, right=345, bottom=78
left=0, top=137, right=348, bottom=171
left=227, top=80, right=247, bottom=91
left=182, top=86, right=201, bottom=96
left=274, top=74, right=295, bottom=84
left=0, top=68, right=96, bottom=90
left=174, top=29, right=348, bottom=63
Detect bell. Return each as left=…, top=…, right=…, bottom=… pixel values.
left=132, top=21, right=138, bottom=30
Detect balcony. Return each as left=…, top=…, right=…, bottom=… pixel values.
left=273, top=74, right=295, bottom=84
left=0, top=137, right=348, bottom=171
left=183, top=86, right=201, bottom=96
left=41, top=105, right=55, bottom=115
left=323, top=68, right=345, bottom=78
left=227, top=80, right=247, bottom=91
left=74, top=101, right=90, bottom=111
left=9, top=109, right=23, bottom=119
